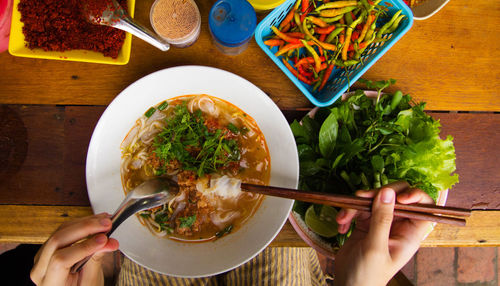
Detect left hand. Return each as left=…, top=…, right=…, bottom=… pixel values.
left=30, top=213, right=119, bottom=286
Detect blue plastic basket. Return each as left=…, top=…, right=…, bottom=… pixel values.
left=255, top=0, right=414, bottom=107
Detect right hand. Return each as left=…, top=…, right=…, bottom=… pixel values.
left=333, top=182, right=434, bottom=286
left=30, top=213, right=119, bottom=286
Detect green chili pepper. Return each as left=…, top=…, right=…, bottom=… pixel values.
left=377, top=10, right=402, bottom=37
left=326, top=27, right=344, bottom=43
left=345, top=10, right=354, bottom=25
left=301, top=40, right=322, bottom=72
left=385, top=14, right=405, bottom=34
left=294, top=12, right=304, bottom=34
left=335, top=59, right=358, bottom=67
left=319, top=15, right=344, bottom=23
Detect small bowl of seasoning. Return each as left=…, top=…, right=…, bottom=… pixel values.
left=150, top=0, right=201, bottom=48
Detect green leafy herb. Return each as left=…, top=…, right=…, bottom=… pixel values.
left=227, top=123, right=239, bottom=134
left=292, top=79, right=459, bottom=244
left=153, top=104, right=241, bottom=177
left=179, top=215, right=196, bottom=228
left=215, top=225, right=233, bottom=238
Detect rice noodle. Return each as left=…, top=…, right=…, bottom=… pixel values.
left=210, top=211, right=240, bottom=230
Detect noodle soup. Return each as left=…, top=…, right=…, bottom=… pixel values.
left=121, top=95, right=270, bottom=242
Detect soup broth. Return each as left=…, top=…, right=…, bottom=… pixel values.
left=121, top=95, right=270, bottom=242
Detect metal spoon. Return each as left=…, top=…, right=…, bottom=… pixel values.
left=70, top=178, right=178, bottom=273
left=84, top=0, right=170, bottom=51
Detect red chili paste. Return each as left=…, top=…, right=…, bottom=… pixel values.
left=18, top=0, right=127, bottom=59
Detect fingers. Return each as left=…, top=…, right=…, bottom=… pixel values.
left=366, top=188, right=395, bottom=250
left=31, top=213, right=112, bottom=285
left=379, top=181, right=410, bottom=194
left=395, top=187, right=435, bottom=242
left=42, top=234, right=110, bottom=285
left=396, top=188, right=434, bottom=205
left=336, top=190, right=374, bottom=233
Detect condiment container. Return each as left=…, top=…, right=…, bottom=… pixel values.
left=247, top=0, right=286, bottom=12
left=0, top=0, right=12, bottom=53
left=208, top=0, right=256, bottom=55
left=150, top=0, right=201, bottom=48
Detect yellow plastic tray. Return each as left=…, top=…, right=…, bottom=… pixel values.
left=8, top=0, right=135, bottom=65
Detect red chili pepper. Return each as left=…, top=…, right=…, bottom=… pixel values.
left=271, top=26, right=301, bottom=44
left=319, top=64, right=335, bottom=91
left=295, top=56, right=326, bottom=67
left=300, top=5, right=314, bottom=22
left=318, top=34, right=327, bottom=55
left=314, top=25, right=337, bottom=34
left=301, top=0, right=309, bottom=13
left=298, top=65, right=313, bottom=77
left=275, top=43, right=304, bottom=57
left=286, top=32, right=306, bottom=39
left=264, top=39, right=285, bottom=47
left=279, top=8, right=296, bottom=30
left=351, top=31, right=360, bottom=41
left=281, top=23, right=291, bottom=33
left=282, top=59, right=313, bottom=85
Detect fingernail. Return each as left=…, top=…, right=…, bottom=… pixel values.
left=95, top=235, right=107, bottom=244
left=99, top=218, right=111, bottom=227
left=337, top=209, right=346, bottom=220
left=380, top=188, right=395, bottom=204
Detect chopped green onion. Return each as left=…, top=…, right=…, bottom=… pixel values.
left=157, top=101, right=169, bottom=111
left=145, top=107, right=156, bottom=118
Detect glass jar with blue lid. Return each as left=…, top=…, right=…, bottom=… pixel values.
left=209, top=0, right=257, bottom=55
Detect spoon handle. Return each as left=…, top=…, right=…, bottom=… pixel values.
left=114, top=16, right=170, bottom=51
left=69, top=200, right=137, bottom=273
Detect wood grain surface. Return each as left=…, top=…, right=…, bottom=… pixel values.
left=0, top=205, right=498, bottom=247
left=0, top=0, right=498, bottom=111
left=1, top=105, right=498, bottom=210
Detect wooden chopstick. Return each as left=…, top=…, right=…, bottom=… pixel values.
left=241, top=183, right=470, bottom=227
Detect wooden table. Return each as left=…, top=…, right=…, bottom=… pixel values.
left=0, top=0, right=499, bottom=247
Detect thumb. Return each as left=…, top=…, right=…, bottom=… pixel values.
left=367, top=187, right=395, bottom=250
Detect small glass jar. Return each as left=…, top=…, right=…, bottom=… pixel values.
left=208, top=0, right=257, bottom=56
left=150, top=0, right=201, bottom=48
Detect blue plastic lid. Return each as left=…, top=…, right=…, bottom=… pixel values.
left=209, top=0, right=257, bottom=48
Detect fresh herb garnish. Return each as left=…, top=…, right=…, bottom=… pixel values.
left=215, top=225, right=233, bottom=238
left=153, top=212, right=169, bottom=231
left=291, top=79, right=459, bottom=243
left=179, top=215, right=196, bottom=228
left=227, top=123, right=239, bottom=134
left=153, top=104, right=241, bottom=177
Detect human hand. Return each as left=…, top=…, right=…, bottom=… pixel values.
left=333, top=182, right=434, bottom=286
left=30, top=213, right=119, bottom=286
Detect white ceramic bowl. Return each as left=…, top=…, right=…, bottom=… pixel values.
left=86, top=66, right=299, bottom=277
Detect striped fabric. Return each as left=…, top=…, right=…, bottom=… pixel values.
left=117, top=247, right=326, bottom=286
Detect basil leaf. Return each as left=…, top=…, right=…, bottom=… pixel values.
left=319, top=112, right=338, bottom=158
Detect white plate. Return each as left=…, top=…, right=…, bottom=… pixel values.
left=86, top=66, right=299, bottom=277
